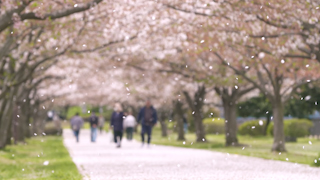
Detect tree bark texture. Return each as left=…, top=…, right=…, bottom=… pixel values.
left=223, top=99, right=239, bottom=146
left=174, top=101, right=185, bottom=141
left=6, top=119, right=12, bottom=145
left=158, top=109, right=168, bottom=137
left=0, top=98, right=13, bottom=149
left=215, top=86, right=255, bottom=146
left=183, top=85, right=206, bottom=142
left=271, top=99, right=286, bottom=152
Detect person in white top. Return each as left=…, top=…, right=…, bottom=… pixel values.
left=123, top=111, right=136, bottom=141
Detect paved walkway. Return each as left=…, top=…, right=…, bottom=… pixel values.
left=63, top=129, right=320, bottom=180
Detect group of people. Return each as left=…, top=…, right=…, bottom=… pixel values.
left=70, top=112, right=105, bottom=142
left=70, top=100, right=158, bottom=148
left=110, top=100, right=157, bottom=148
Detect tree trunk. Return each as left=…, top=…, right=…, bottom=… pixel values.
left=158, top=109, right=168, bottom=137
left=177, top=118, right=185, bottom=140
left=160, top=120, right=168, bottom=137
left=174, top=101, right=185, bottom=141
left=0, top=99, right=13, bottom=149
left=271, top=99, right=286, bottom=152
left=6, top=119, right=12, bottom=145
left=32, top=104, right=44, bottom=135
left=12, top=104, right=20, bottom=144
left=194, top=111, right=205, bottom=142
left=223, top=99, right=239, bottom=146
left=22, top=98, right=32, bottom=139
left=25, top=115, right=32, bottom=138
left=183, top=85, right=206, bottom=142
left=16, top=117, right=26, bottom=143
left=14, top=101, right=27, bottom=143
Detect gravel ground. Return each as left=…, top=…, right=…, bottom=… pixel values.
left=63, top=129, right=320, bottom=180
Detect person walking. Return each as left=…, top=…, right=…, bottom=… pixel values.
left=183, top=115, right=188, bottom=134
left=89, top=112, right=99, bottom=142
left=123, top=110, right=136, bottom=141
left=110, top=103, right=124, bottom=148
left=70, top=113, right=84, bottom=143
left=98, top=115, right=105, bottom=134
left=138, top=100, right=157, bottom=147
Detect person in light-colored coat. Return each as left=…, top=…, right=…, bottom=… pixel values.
left=123, top=110, right=136, bottom=141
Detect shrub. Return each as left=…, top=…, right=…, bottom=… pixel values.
left=285, top=119, right=313, bottom=137
left=44, top=121, right=63, bottom=135
left=203, top=118, right=225, bottom=134
left=238, top=120, right=266, bottom=136
left=267, top=119, right=313, bottom=138
left=314, top=154, right=320, bottom=167
left=203, top=108, right=220, bottom=118
left=266, top=122, right=273, bottom=136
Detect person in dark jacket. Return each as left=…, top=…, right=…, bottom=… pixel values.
left=138, top=100, right=157, bottom=147
left=89, top=112, right=99, bottom=142
left=110, top=103, right=124, bottom=148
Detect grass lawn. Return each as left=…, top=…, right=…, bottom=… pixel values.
left=0, top=136, right=82, bottom=180
left=150, top=126, right=320, bottom=166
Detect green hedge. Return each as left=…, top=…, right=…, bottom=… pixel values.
left=267, top=119, right=313, bottom=138
left=203, top=118, right=225, bottom=134
left=238, top=120, right=266, bottom=136
left=44, top=121, right=63, bottom=135
left=239, top=119, right=313, bottom=137
left=203, top=108, right=220, bottom=118
left=314, top=154, right=320, bottom=167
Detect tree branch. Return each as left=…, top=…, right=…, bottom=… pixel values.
left=0, top=0, right=103, bottom=33
left=163, top=4, right=216, bottom=17
left=260, top=60, right=276, bottom=89
left=213, top=51, right=271, bottom=98
left=0, top=1, right=33, bottom=32
left=20, top=0, right=103, bottom=21
left=237, top=86, right=256, bottom=97
left=71, top=35, right=138, bottom=54
left=183, top=91, right=195, bottom=111
left=256, top=15, right=291, bottom=29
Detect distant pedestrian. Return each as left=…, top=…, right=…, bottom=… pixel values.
left=183, top=115, right=188, bottom=134
left=70, top=113, right=84, bottom=143
left=124, top=110, right=136, bottom=141
left=89, top=112, right=99, bottom=142
left=110, top=103, right=124, bottom=148
left=138, top=100, right=157, bottom=147
left=98, top=115, right=105, bottom=134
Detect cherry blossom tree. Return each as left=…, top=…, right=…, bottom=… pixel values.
left=2, top=0, right=319, bottom=153
left=160, top=0, right=320, bottom=151
left=204, top=0, right=320, bottom=151
left=0, top=0, right=119, bottom=148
